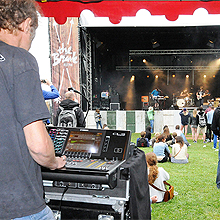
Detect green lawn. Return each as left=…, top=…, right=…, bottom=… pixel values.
left=131, top=133, right=220, bottom=220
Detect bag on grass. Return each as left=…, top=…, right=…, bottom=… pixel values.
left=163, top=181, right=174, bottom=202
left=149, top=181, right=174, bottom=202
left=137, top=137, right=148, bottom=147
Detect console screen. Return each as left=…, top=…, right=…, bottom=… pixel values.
left=65, top=130, right=104, bottom=154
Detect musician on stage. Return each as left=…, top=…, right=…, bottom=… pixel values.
left=196, top=86, right=205, bottom=107
left=180, top=89, right=189, bottom=97
left=151, top=88, right=161, bottom=98
left=151, top=88, right=161, bottom=108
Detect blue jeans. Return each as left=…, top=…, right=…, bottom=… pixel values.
left=14, top=206, right=55, bottom=220
left=96, top=121, right=102, bottom=129
left=150, top=120, right=154, bottom=133
left=216, top=140, right=220, bottom=189
left=213, top=133, right=218, bottom=149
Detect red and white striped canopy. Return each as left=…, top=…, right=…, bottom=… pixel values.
left=37, top=1, right=220, bottom=25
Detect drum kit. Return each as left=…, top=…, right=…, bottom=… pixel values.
left=174, top=91, right=194, bottom=107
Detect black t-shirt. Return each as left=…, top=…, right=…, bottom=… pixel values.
left=0, top=41, right=50, bottom=218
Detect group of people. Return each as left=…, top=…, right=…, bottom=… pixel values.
left=41, top=80, right=86, bottom=128
left=138, top=126, right=189, bottom=204
left=151, top=86, right=211, bottom=110
left=141, top=103, right=220, bottom=204
left=179, top=105, right=219, bottom=150
left=137, top=124, right=190, bottom=164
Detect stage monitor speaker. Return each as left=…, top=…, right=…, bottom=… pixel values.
left=142, top=102, right=149, bottom=110
left=110, top=103, right=120, bottom=110
left=111, top=94, right=120, bottom=103
left=141, top=96, right=149, bottom=102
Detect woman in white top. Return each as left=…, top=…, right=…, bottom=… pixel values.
left=146, top=152, right=170, bottom=202
left=171, top=136, right=189, bottom=164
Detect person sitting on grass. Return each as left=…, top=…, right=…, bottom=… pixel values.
left=137, top=131, right=149, bottom=147
left=146, top=152, right=170, bottom=202
left=145, top=126, right=152, bottom=141
left=162, top=126, right=173, bottom=146
left=153, top=134, right=171, bottom=162
left=171, top=136, right=189, bottom=164
left=170, top=132, right=177, bottom=147
left=151, top=132, right=161, bottom=148
left=173, top=125, right=190, bottom=147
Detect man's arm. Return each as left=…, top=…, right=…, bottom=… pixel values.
left=23, top=120, right=66, bottom=170
left=42, top=85, right=59, bottom=100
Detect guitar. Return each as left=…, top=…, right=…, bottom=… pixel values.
left=197, top=92, right=210, bottom=100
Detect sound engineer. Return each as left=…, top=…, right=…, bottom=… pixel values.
left=0, top=0, right=66, bottom=219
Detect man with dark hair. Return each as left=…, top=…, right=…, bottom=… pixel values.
left=212, top=103, right=220, bottom=189
left=0, top=0, right=66, bottom=219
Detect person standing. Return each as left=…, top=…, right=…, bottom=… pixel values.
left=94, top=108, right=102, bottom=129
left=179, top=108, right=190, bottom=137
left=0, top=1, right=66, bottom=219
left=206, top=106, right=215, bottom=142
left=195, top=106, right=207, bottom=144
left=190, top=109, right=198, bottom=143
left=41, top=79, right=59, bottom=100
left=147, top=106, right=154, bottom=133
left=196, top=86, right=205, bottom=107
left=55, top=91, right=85, bottom=127
left=211, top=103, right=220, bottom=189
left=41, top=79, right=60, bottom=125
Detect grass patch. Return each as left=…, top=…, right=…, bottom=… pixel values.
left=131, top=133, right=220, bottom=220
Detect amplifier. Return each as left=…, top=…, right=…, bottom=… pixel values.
left=42, top=127, right=131, bottom=189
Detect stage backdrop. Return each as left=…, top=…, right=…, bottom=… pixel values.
left=49, top=17, right=80, bottom=119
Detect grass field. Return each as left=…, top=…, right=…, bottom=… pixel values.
left=131, top=133, right=220, bottom=220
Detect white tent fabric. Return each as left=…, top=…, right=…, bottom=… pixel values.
left=80, top=8, right=220, bottom=27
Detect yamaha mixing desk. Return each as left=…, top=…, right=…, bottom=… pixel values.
left=42, top=127, right=131, bottom=189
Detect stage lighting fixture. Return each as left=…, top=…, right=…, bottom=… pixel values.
left=147, top=75, right=150, bottom=78
left=96, top=41, right=103, bottom=48
left=186, top=75, right=189, bottom=78
left=151, top=39, right=160, bottom=49
left=207, top=40, right=214, bottom=48
left=213, top=75, right=216, bottom=78
left=172, top=74, right=176, bottom=78
left=204, top=75, right=207, bottom=78
left=130, top=75, right=135, bottom=82
left=155, top=75, right=158, bottom=78
left=143, top=59, right=147, bottom=63
left=130, top=59, right=133, bottom=62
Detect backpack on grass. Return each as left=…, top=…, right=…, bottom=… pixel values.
left=57, top=106, right=78, bottom=127
left=137, top=137, right=148, bottom=147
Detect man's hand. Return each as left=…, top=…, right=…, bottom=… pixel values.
left=51, top=156, right=67, bottom=170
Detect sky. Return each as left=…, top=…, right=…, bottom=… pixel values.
left=29, top=16, right=50, bottom=80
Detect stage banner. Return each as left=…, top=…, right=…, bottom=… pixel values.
left=49, top=17, right=80, bottom=119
